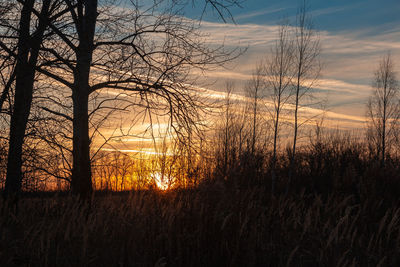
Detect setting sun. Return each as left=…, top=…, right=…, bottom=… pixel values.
left=152, top=172, right=175, bottom=191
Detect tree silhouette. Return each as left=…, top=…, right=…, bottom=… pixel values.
left=0, top=0, right=54, bottom=201
left=367, top=53, right=399, bottom=167
left=288, top=1, right=321, bottom=192
left=12, top=0, right=240, bottom=198
left=265, top=21, right=293, bottom=194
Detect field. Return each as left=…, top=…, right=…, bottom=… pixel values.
left=2, top=182, right=400, bottom=266
left=2, top=129, right=400, bottom=266
left=3, top=133, right=400, bottom=266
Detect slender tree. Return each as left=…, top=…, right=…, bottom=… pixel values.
left=288, top=1, right=321, bottom=190
left=221, top=81, right=234, bottom=179
left=265, top=21, right=294, bottom=194
left=245, top=63, right=264, bottom=155
left=367, top=53, right=399, bottom=167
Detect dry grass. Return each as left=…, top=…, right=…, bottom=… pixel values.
left=1, top=186, right=400, bottom=267
left=2, top=132, right=400, bottom=266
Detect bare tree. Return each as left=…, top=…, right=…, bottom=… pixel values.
left=0, top=0, right=55, bottom=200
left=288, top=1, right=321, bottom=190
left=22, top=0, right=240, bottom=197
left=265, top=21, right=294, bottom=194
left=367, top=53, right=399, bottom=167
left=0, top=0, right=242, bottom=197
left=245, top=62, right=264, bottom=155
left=214, top=81, right=248, bottom=181
left=220, top=81, right=234, bottom=179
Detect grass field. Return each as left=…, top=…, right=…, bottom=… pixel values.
left=2, top=183, right=400, bottom=266
left=2, top=131, right=400, bottom=266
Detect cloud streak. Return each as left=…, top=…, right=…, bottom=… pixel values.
left=198, top=19, right=400, bottom=121
left=235, top=7, right=288, bottom=21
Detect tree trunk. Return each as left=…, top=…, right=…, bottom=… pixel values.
left=287, top=71, right=301, bottom=195
left=271, top=107, right=280, bottom=195
left=70, top=0, right=98, bottom=197
left=381, top=82, right=387, bottom=168
left=4, top=0, right=50, bottom=200
left=251, top=92, right=257, bottom=155
left=71, top=86, right=92, bottom=197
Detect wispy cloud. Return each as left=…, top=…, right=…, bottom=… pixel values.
left=235, top=7, right=288, bottom=21
left=310, top=6, right=353, bottom=17
left=198, top=19, right=400, bottom=122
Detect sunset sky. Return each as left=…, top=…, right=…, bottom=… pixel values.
left=102, top=0, right=400, bottom=154
left=189, top=0, right=400, bottom=129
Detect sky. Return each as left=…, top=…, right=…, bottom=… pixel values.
left=184, top=0, right=400, bottom=130
left=99, top=0, right=400, bottom=155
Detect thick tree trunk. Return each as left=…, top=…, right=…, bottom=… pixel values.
left=70, top=0, right=98, bottom=197
left=4, top=0, right=50, bottom=200
left=71, top=86, right=92, bottom=197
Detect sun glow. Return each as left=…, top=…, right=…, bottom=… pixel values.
left=152, top=172, right=175, bottom=190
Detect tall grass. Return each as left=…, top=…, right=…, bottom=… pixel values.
left=1, top=184, right=400, bottom=266
left=2, top=128, right=400, bottom=266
